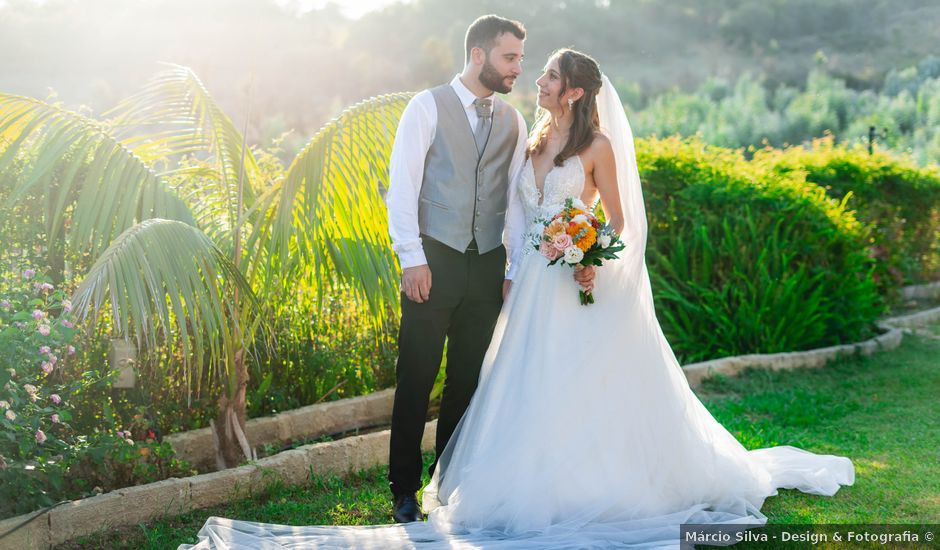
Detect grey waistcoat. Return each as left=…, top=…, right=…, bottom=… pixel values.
left=418, top=84, right=519, bottom=254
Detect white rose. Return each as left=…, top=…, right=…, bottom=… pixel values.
left=4, top=409, right=15, bottom=421
left=563, top=246, right=584, bottom=264
left=0, top=400, right=8, bottom=409
left=570, top=198, right=587, bottom=209
left=598, top=234, right=612, bottom=249
left=571, top=214, right=588, bottom=224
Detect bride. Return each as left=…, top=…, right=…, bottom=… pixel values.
left=181, top=49, right=854, bottom=550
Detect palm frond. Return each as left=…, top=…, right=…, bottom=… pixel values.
left=0, top=93, right=195, bottom=258
left=250, top=92, right=412, bottom=318
left=104, top=64, right=264, bottom=249
left=70, top=218, right=266, bottom=395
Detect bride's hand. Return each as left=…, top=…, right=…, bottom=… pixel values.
left=574, top=265, right=595, bottom=292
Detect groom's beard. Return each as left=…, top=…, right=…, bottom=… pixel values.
left=479, top=58, right=514, bottom=94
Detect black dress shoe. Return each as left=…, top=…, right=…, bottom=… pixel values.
left=392, top=493, right=424, bottom=523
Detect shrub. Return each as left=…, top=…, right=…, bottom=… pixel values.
left=0, top=261, right=194, bottom=519
left=755, top=137, right=940, bottom=287
left=638, top=137, right=884, bottom=363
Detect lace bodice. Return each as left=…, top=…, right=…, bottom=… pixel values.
left=517, top=155, right=586, bottom=252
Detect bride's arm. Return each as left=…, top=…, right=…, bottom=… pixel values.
left=574, top=136, right=623, bottom=292
left=503, top=111, right=530, bottom=286
left=503, top=158, right=527, bottom=282
left=590, top=134, right=625, bottom=235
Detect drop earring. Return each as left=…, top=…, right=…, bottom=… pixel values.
left=568, top=98, right=574, bottom=109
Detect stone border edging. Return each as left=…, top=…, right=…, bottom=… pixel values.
left=165, top=388, right=396, bottom=471
left=0, top=420, right=438, bottom=549
left=682, top=305, right=940, bottom=388
left=901, top=281, right=940, bottom=301
left=681, top=328, right=905, bottom=388
left=4, top=299, right=939, bottom=549
left=878, top=305, right=940, bottom=330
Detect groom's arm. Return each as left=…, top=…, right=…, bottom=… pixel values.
left=386, top=92, right=436, bottom=302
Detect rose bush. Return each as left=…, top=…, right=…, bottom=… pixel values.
left=0, top=261, right=194, bottom=518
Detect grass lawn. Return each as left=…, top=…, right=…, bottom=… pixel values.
left=56, top=330, right=940, bottom=549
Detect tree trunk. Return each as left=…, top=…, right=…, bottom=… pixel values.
left=211, top=349, right=253, bottom=470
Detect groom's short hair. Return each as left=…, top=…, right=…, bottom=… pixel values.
left=465, top=15, right=526, bottom=63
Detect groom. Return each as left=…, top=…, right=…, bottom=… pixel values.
left=384, top=14, right=594, bottom=523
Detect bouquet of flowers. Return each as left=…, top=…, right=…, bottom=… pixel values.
left=534, top=198, right=625, bottom=305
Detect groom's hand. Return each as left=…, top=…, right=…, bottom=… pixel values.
left=402, top=265, right=432, bottom=303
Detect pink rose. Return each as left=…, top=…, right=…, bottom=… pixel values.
left=539, top=241, right=563, bottom=260
left=51, top=414, right=60, bottom=424
left=35, top=430, right=46, bottom=444
left=552, top=233, right=574, bottom=252
left=37, top=324, right=51, bottom=336
left=49, top=394, right=61, bottom=405
left=41, top=362, right=53, bottom=374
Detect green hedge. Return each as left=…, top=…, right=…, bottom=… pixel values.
left=754, top=138, right=940, bottom=288
left=638, top=137, right=884, bottom=363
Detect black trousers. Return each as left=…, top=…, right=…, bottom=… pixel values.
left=388, top=236, right=505, bottom=497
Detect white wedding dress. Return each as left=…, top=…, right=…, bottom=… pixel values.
left=181, top=77, right=854, bottom=550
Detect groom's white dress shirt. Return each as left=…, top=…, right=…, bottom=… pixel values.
left=386, top=74, right=529, bottom=279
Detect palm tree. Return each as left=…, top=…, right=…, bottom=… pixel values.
left=0, top=64, right=411, bottom=468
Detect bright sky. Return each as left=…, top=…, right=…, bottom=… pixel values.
left=273, top=0, right=407, bottom=19
left=1, top=0, right=408, bottom=19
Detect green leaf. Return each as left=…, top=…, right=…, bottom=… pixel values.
left=70, top=218, right=268, bottom=395
left=252, top=93, right=412, bottom=328
left=0, top=93, right=195, bottom=258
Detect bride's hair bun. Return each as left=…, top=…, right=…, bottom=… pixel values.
left=554, top=49, right=603, bottom=98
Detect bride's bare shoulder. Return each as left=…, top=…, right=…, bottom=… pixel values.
left=582, top=132, right=613, bottom=167
left=590, top=131, right=612, bottom=150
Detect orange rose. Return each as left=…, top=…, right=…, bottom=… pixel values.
left=576, top=228, right=597, bottom=251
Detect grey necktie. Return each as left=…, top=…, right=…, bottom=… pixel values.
left=473, top=98, right=493, bottom=157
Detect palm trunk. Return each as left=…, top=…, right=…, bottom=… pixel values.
left=211, top=349, right=253, bottom=469
left=209, top=81, right=257, bottom=471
